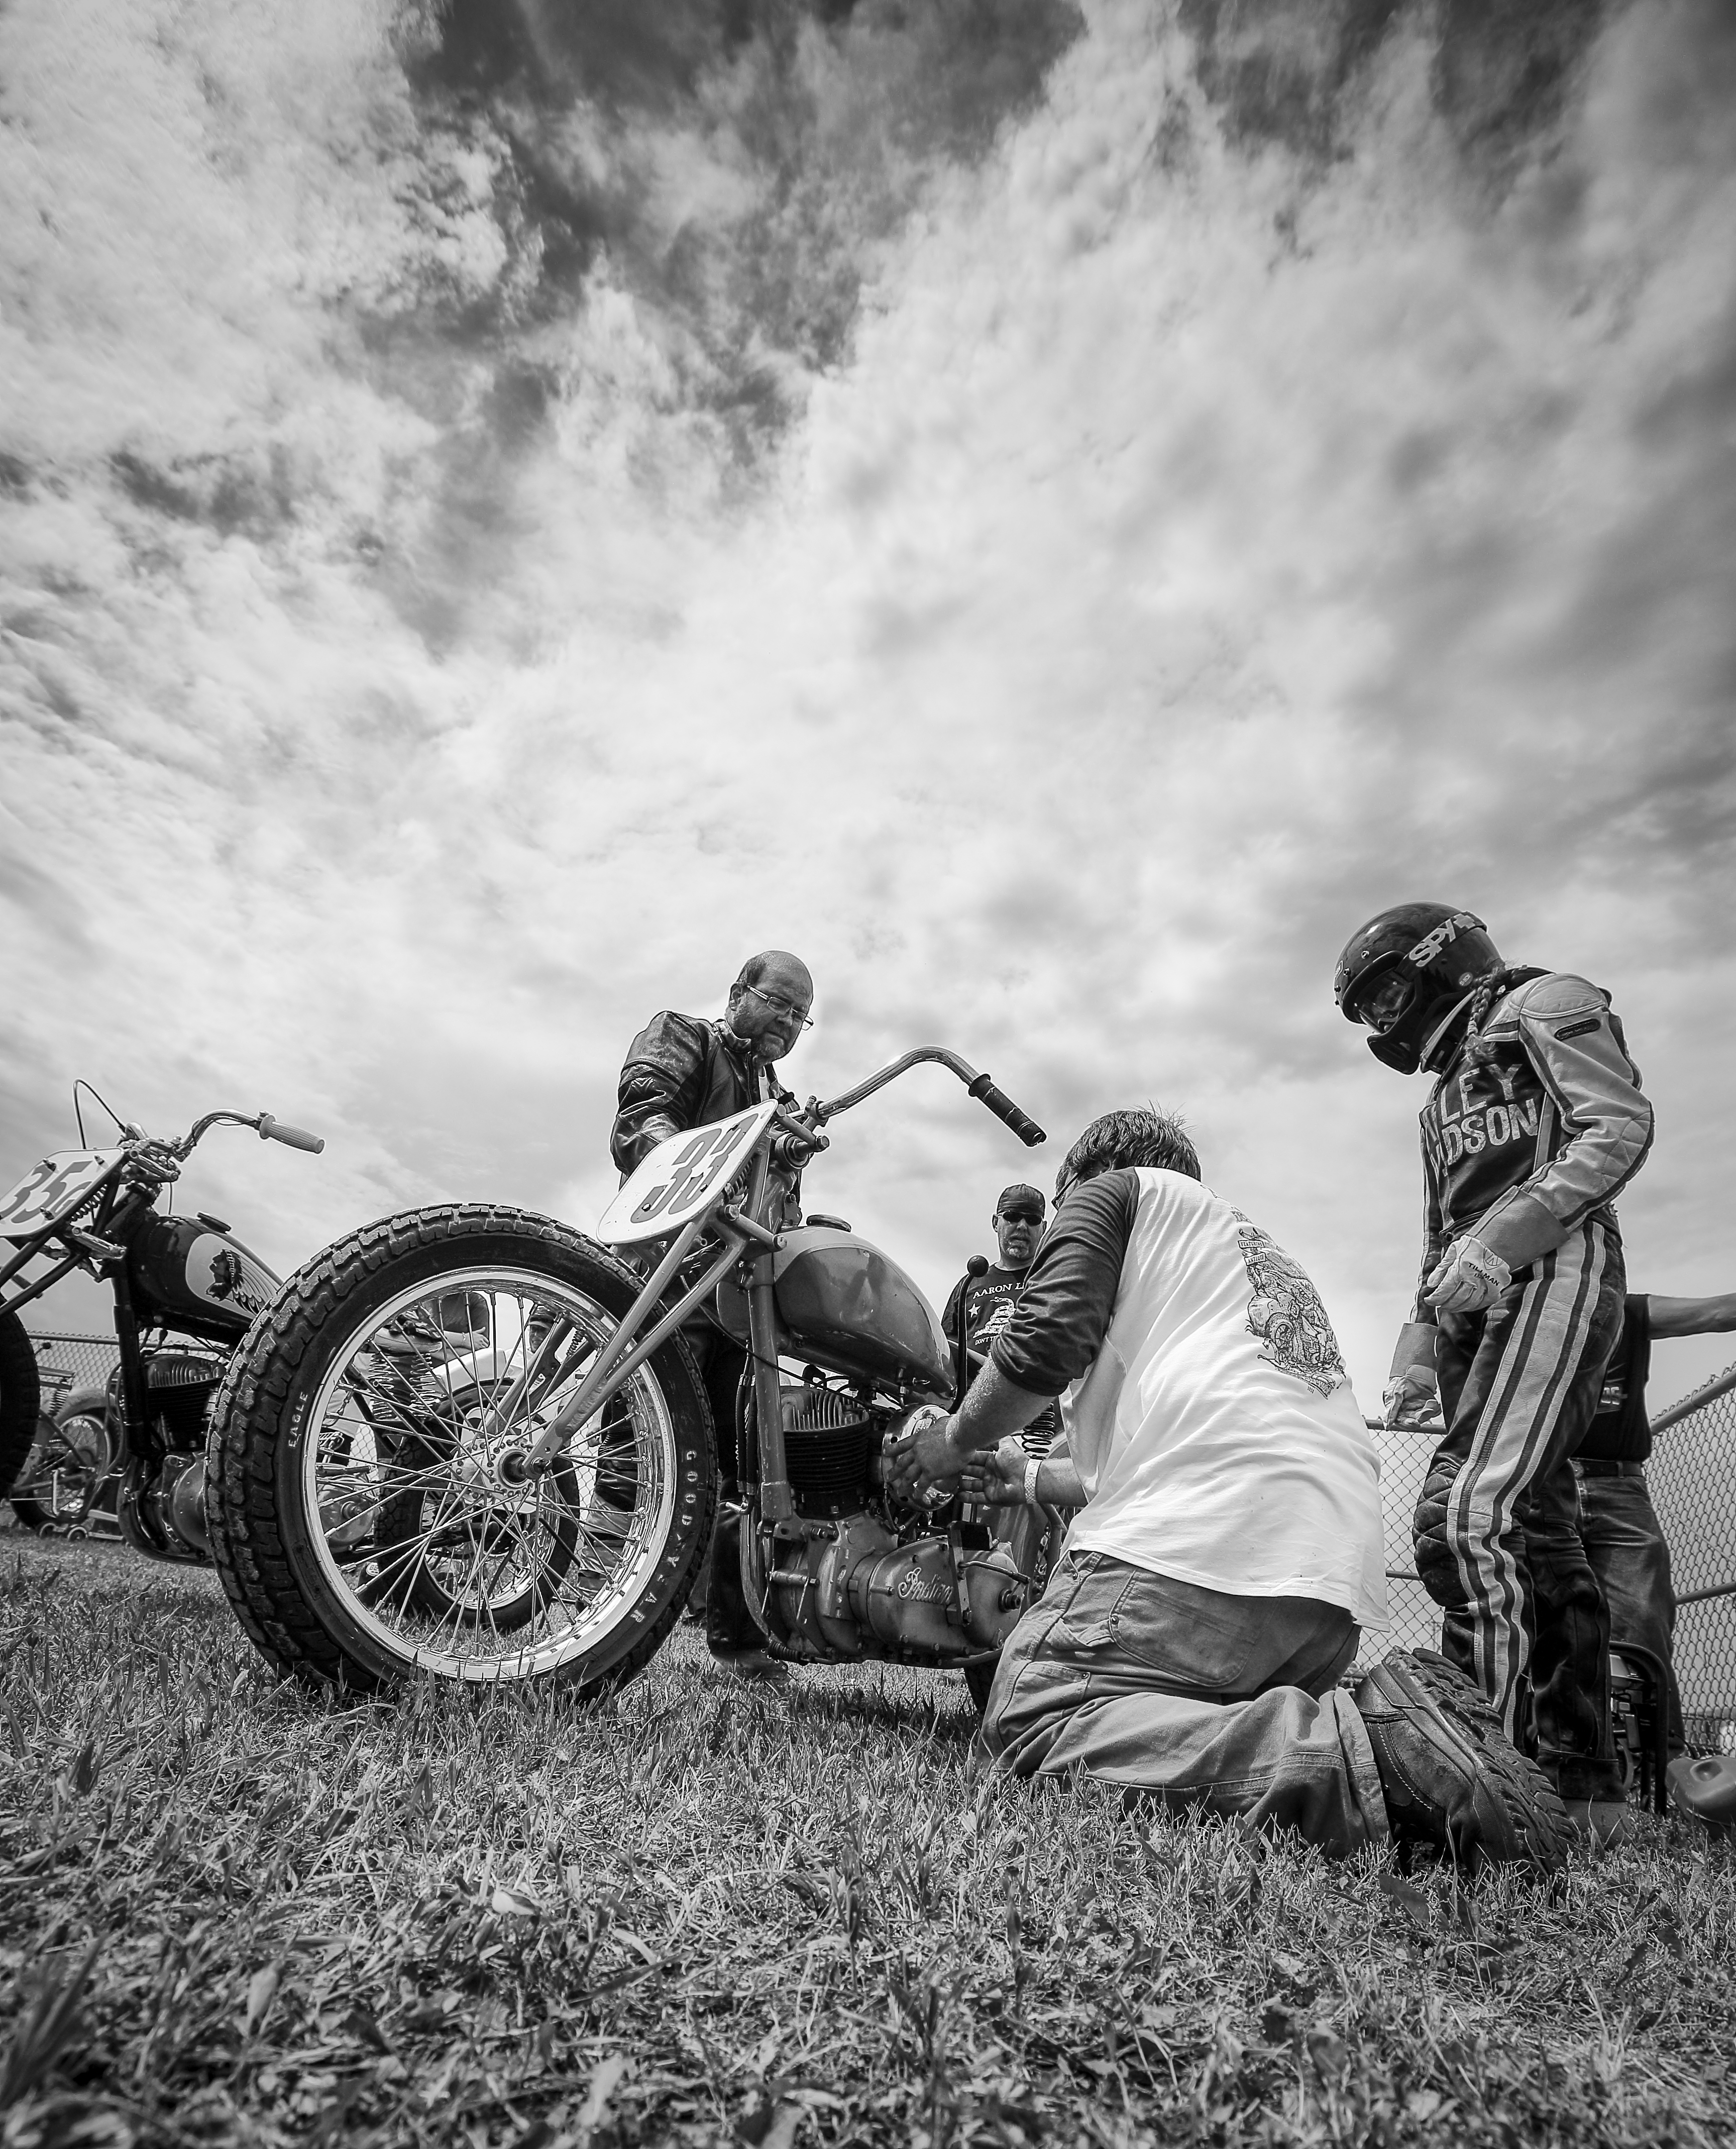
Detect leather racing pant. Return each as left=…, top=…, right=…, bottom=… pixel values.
left=1413, top=1219, right=1624, bottom=1800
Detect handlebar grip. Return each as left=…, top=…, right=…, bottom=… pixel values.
left=258, top=1113, right=325, bottom=1155
left=967, top=1074, right=1046, bottom=1148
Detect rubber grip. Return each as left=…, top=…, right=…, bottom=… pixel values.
left=967, top=1074, right=1046, bottom=1147
left=259, top=1113, right=325, bottom=1155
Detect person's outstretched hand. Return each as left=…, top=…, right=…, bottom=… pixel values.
left=958, top=1435, right=1029, bottom=1506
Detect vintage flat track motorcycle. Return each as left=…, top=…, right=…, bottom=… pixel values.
left=0, top=1095, right=323, bottom=1559
left=206, top=1049, right=1052, bottom=1699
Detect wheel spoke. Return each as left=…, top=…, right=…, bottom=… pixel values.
left=297, top=1264, right=683, bottom=1681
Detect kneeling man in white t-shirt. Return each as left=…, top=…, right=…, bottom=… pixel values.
left=887, top=1108, right=1568, bottom=1872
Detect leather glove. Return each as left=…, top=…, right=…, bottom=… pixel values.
left=1381, top=1371, right=1442, bottom=1430
left=1424, top=1236, right=1512, bottom=1316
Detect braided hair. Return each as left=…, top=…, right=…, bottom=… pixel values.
left=1458, top=966, right=1537, bottom=1067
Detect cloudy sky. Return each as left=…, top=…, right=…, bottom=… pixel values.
left=4, top=0, right=1734, bottom=1405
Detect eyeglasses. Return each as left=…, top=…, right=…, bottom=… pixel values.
left=742, top=983, right=814, bottom=1030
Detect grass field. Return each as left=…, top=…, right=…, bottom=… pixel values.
left=2, top=1528, right=1732, bottom=2149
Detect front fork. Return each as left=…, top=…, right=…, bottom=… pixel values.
left=735, top=1238, right=796, bottom=1647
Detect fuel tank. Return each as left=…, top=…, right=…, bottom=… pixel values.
left=126, top=1213, right=281, bottom=1341
left=716, top=1225, right=953, bottom=1401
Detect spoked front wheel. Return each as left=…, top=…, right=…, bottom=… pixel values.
left=206, top=1206, right=717, bottom=1695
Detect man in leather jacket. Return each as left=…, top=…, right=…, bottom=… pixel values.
left=609, top=953, right=813, bottom=1677
left=1335, top=904, right=1654, bottom=1847
left=609, top=949, right=814, bottom=1479
left=611, top=950, right=813, bottom=1180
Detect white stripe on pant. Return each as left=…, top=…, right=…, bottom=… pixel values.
left=1443, top=1223, right=1606, bottom=1738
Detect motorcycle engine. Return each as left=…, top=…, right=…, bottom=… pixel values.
left=766, top=1385, right=1030, bottom=1662
left=780, top=1381, right=880, bottom=1519
left=141, top=1348, right=225, bottom=1451
left=107, top=1349, right=223, bottom=1560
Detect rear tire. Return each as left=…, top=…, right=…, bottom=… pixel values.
left=8, top=1391, right=118, bottom=1531
left=0, top=1310, right=41, bottom=1505
left=206, top=1205, right=717, bottom=1696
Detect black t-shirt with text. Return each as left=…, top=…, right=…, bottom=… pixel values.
left=941, top=1262, right=1060, bottom=1451
left=1576, top=1293, right=1653, bottom=1463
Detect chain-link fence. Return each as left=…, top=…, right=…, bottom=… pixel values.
left=12, top=1331, right=1736, bottom=1754
left=24, top=1329, right=122, bottom=1398
left=1371, top=1359, right=1736, bottom=1759
left=1647, top=1364, right=1736, bottom=1756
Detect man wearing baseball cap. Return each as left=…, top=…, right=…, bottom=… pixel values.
left=943, top=1185, right=1061, bottom=1454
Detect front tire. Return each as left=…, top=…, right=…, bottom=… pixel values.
left=206, top=1205, right=717, bottom=1695
left=0, top=1310, right=42, bottom=1505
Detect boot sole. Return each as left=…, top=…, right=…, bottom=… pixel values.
left=1368, top=1649, right=1571, bottom=1873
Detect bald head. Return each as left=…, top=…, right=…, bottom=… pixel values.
left=726, top=950, right=814, bottom=1062
left=735, top=951, right=812, bottom=1001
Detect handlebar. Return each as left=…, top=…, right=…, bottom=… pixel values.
left=258, top=1113, right=325, bottom=1154
left=966, top=1074, right=1045, bottom=1148
left=812, top=1047, right=1046, bottom=1145
left=169, top=1108, right=325, bottom=1159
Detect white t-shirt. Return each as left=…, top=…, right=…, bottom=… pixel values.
left=998, top=1168, right=1387, bottom=1627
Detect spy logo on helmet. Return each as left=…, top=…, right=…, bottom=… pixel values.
left=1405, top=911, right=1481, bottom=971
left=1232, top=1213, right=1347, bottom=1398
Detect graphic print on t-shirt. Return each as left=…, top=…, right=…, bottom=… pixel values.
left=1231, top=1213, right=1347, bottom=1398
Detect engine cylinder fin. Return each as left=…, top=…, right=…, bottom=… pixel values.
left=779, top=1383, right=876, bottom=1518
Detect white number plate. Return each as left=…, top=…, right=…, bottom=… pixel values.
left=595, top=1103, right=778, bottom=1247
left=0, top=1149, right=124, bottom=1241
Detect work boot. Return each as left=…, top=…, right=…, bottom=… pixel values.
left=1561, top=1798, right=1634, bottom=1851
left=1350, top=1649, right=1569, bottom=1874
left=1667, top=1753, right=1736, bottom=1828
left=703, top=1507, right=792, bottom=1681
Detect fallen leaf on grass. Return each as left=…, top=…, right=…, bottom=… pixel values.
left=577, top=2054, right=629, bottom=2131
left=1376, top=1874, right=1433, bottom=1932
left=1306, top=2027, right=1348, bottom=2079
left=242, top=1964, right=278, bottom=2037
left=761, top=2107, right=802, bottom=2149
left=737, top=2079, right=803, bottom=2148
left=491, top=1884, right=544, bottom=1918
left=338, top=2005, right=391, bottom=2056
left=1259, top=2001, right=1295, bottom=2045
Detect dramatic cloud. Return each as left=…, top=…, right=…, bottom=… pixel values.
left=3, top=0, right=1733, bottom=1398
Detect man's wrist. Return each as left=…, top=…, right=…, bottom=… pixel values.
left=1023, top=1456, right=1042, bottom=1506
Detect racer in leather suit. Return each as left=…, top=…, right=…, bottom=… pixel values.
left=1336, top=906, right=1654, bottom=1822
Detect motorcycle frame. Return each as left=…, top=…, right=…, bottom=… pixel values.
left=511, top=1047, right=1044, bottom=1658
left=519, top=1046, right=1007, bottom=1502
left=1, top=1113, right=294, bottom=1553
left=521, top=1130, right=805, bottom=1524
left=1, top=1160, right=186, bottom=1546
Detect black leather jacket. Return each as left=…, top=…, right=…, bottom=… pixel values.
left=610, top=1011, right=793, bottom=1175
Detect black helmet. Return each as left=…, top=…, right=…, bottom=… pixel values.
left=1334, top=903, right=1503, bottom=1074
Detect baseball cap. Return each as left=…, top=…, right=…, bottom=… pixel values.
left=996, top=1184, right=1046, bottom=1221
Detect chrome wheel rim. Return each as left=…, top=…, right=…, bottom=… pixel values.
left=299, top=1265, right=679, bottom=1682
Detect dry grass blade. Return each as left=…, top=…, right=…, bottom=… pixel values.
left=1, top=1528, right=1733, bottom=2147
left=1, top=1938, right=102, bottom=2106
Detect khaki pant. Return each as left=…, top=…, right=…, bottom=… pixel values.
left=980, top=1551, right=1388, bottom=1859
